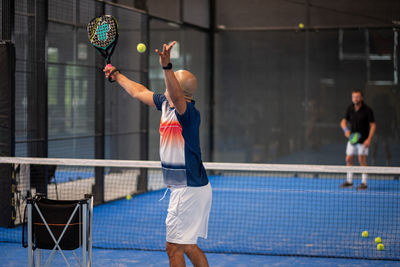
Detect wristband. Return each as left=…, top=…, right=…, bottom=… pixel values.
left=162, top=63, right=172, bottom=70
left=109, top=69, right=120, bottom=82
left=343, top=127, right=349, bottom=133
left=110, top=68, right=120, bottom=77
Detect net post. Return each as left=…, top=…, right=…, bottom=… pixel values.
left=0, top=163, right=13, bottom=227
left=93, top=167, right=104, bottom=205
left=82, top=202, right=87, bottom=267
left=27, top=198, right=33, bottom=267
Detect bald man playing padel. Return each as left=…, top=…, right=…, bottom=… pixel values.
left=104, top=41, right=212, bottom=267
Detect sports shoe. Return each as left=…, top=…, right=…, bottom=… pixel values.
left=339, top=181, right=353, bottom=188
left=356, top=183, right=368, bottom=190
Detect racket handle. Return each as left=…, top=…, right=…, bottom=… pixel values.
left=108, top=68, right=120, bottom=83
left=105, top=64, right=115, bottom=82
left=106, top=64, right=112, bottom=73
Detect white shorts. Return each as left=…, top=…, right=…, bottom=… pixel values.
left=166, top=182, right=212, bottom=244
left=346, top=141, right=369, bottom=156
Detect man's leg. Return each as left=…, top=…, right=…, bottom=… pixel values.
left=166, top=242, right=186, bottom=267
left=184, top=244, right=209, bottom=267
left=358, top=155, right=367, bottom=166
left=357, top=155, right=368, bottom=190
left=346, top=155, right=354, bottom=166
left=341, top=155, right=355, bottom=188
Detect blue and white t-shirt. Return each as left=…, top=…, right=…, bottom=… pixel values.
left=153, top=93, right=208, bottom=187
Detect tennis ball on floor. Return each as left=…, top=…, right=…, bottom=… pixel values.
left=375, top=237, right=382, bottom=243
left=362, top=231, right=368, bottom=238
left=137, top=43, right=146, bottom=53
left=377, top=243, right=384, bottom=251
left=126, top=194, right=132, bottom=200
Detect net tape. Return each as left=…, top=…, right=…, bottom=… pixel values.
left=1, top=157, right=399, bottom=174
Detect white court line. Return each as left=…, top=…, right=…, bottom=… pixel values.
left=212, top=187, right=400, bottom=196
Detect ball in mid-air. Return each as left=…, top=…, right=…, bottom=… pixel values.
left=375, top=237, right=382, bottom=243
left=137, top=43, right=146, bottom=53
left=298, top=23, right=304, bottom=29
left=362, top=231, right=368, bottom=238
left=126, top=194, right=132, bottom=200
left=377, top=243, right=384, bottom=251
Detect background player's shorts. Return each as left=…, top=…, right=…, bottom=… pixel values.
left=346, top=141, right=369, bottom=156
left=166, top=182, right=212, bottom=244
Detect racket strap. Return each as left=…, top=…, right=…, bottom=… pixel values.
left=109, top=68, right=120, bottom=82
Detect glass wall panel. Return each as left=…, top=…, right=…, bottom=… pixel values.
left=183, top=0, right=209, bottom=28
left=214, top=28, right=400, bottom=165
left=147, top=0, right=180, bottom=22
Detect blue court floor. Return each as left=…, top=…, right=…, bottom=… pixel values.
left=1, top=242, right=399, bottom=267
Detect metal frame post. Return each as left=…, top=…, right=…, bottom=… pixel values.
left=82, top=202, right=87, bottom=267
left=137, top=13, right=150, bottom=193
left=27, top=199, right=33, bottom=267
left=94, top=2, right=106, bottom=205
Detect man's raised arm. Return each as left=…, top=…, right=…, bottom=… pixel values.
left=104, top=65, right=155, bottom=108
left=155, top=41, right=187, bottom=115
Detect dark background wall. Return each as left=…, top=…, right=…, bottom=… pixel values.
left=213, top=0, right=400, bottom=165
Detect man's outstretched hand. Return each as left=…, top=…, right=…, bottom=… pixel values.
left=155, top=41, right=176, bottom=68
left=103, top=64, right=119, bottom=81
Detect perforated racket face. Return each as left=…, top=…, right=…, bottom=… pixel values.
left=87, top=15, right=119, bottom=49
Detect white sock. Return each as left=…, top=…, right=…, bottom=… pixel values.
left=362, top=173, right=368, bottom=184
left=347, top=172, right=353, bottom=183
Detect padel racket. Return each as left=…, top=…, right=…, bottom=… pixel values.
left=87, top=15, right=119, bottom=82
left=349, top=132, right=361, bottom=145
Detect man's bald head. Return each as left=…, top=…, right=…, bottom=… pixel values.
left=174, top=70, right=198, bottom=101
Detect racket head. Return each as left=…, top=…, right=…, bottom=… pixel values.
left=349, top=132, right=361, bottom=145
left=87, top=15, right=119, bottom=50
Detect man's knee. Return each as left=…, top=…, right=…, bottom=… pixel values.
left=183, top=244, right=197, bottom=256
left=346, top=155, right=354, bottom=165
left=166, top=242, right=184, bottom=257
left=358, top=156, right=367, bottom=166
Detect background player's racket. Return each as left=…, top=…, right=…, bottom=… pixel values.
left=349, top=132, right=361, bottom=145
left=87, top=15, right=119, bottom=82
